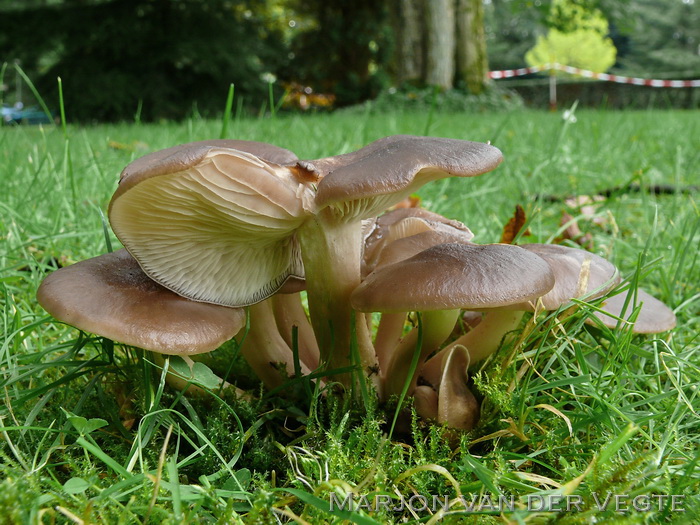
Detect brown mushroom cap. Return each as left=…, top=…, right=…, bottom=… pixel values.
left=109, top=142, right=315, bottom=306
left=373, top=230, right=476, bottom=271
left=363, top=208, right=474, bottom=276
left=37, top=249, right=245, bottom=354
left=364, top=208, right=473, bottom=256
left=351, top=242, right=555, bottom=313
left=307, top=135, right=503, bottom=221
left=592, top=288, right=677, bottom=334
left=507, top=244, right=621, bottom=311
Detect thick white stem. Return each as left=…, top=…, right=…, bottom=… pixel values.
left=271, top=292, right=320, bottom=370
left=239, top=300, right=312, bottom=389
left=298, top=215, right=379, bottom=391
left=420, top=310, right=525, bottom=386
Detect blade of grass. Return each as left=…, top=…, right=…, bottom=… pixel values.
left=389, top=313, right=423, bottom=440
left=13, top=63, right=54, bottom=125
left=279, top=487, right=382, bottom=525
left=220, top=83, right=235, bottom=139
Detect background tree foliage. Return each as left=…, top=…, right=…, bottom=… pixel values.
left=282, top=0, right=391, bottom=106
left=525, top=0, right=617, bottom=74
left=1, top=0, right=698, bottom=121
left=0, top=0, right=287, bottom=121
left=621, top=0, right=700, bottom=76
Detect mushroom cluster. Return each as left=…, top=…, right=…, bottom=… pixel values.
left=37, top=136, right=677, bottom=431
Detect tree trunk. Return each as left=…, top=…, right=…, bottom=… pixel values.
left=455, top=0, right=489, bottom=94
left=389, top=0, right=425, bottom=85
left=424, top=0, right=455, bottom=89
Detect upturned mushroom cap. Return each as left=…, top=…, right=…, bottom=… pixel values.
left=110, top=141, right=315, bottom=306
left=364, top=208, right=473, bottom=256
left=37, top=250, right=245, bottom=354
left=119, top=139, right=300, bottom=184
left=592, top=288, right=677, bottom=334
left=373, top=230, right=476, bottom=271
left=506, top=244, right=621, bottom=311
left=437, top=345, right=479, bottom=431
left=363, top=208, right=474, bottom=276
left=351, top=242, right=555, bottom=313
left=277, top=275, right=307, bottom=294
left=306, top=135, right=503, bottom=222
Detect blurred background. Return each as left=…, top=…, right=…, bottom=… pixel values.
left=1, top=0, right=698, bottom=122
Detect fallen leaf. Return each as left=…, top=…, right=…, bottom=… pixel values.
left=108, top=140, right=149, bottom=152
left=500, top=204, right=530, bottom=244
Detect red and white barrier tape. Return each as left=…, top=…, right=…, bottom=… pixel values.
left=489, top=63, right=700, bottom=88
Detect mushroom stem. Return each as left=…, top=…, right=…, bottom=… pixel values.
left=413, top=385, right=439, bottom=421
left=383, top=309, right=461, bottom=398
left=298, top=214, right=379, bottom=391
left=271, top=292, right=320, bottom=370
left=239, top=300, right=312, bottom=389
left=421, top=310, right=525, bottom=386
left=374, top=312, right=407, bottom=371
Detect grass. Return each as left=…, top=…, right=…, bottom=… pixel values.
left=1, top=107, right=698, bottom=523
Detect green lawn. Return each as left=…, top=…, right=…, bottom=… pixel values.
left=1, top=108, right=698, bottom=523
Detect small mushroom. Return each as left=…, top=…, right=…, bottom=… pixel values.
left=421, top=243, right=621, bottom=385
left=37, top=248, right=314, bottom=391
left=362, top=208, right=475, bottom=371
left=413, top=385, right=439, bottom=421
left=362, top=207, right=474, bottom=278
left=413, top=346, right=480, bottom=431
left=516, top=244, right=621, bottom=310
left=351, top=242, right=555, bottom=397
left=436, top=345, right=480, bottom=431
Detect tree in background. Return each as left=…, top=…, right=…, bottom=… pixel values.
left=388, top=0, right=424, bottom=86
left=525, top=0, right=616, bottom=73
left=389, top=0, right=489, bottom=93
left=424, top=0, right=456, bottom=89
left=456, top=0, right=489, bottom=94
left=0, top=0, right=286, bottom=121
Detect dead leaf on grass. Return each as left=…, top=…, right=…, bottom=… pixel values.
left=500, top=204, right=530, bottom=244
